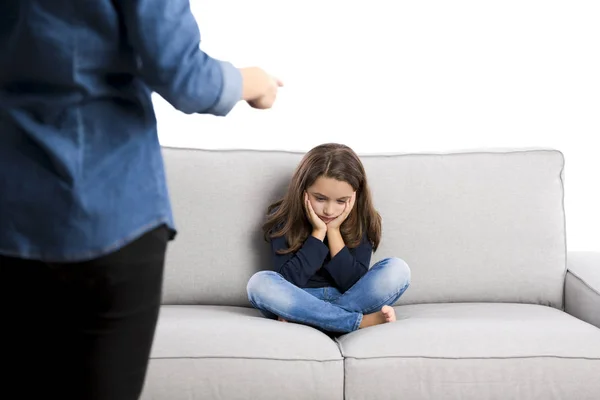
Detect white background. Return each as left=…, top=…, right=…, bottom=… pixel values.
left=156, top=0, right=599, bottom=252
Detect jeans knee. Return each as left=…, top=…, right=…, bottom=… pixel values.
left=246, top=270, right=279, bottom=302
left=376, top=257, right=411, bottom=293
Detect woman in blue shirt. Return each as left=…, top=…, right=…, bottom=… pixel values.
left=0, top=1, right=282, bottom=399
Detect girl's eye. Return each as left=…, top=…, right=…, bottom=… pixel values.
left=337, top=200, right=346, bottom=204
left=316, top=197, right=325, bottom=202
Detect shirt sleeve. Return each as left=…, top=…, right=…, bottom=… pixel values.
left=270, top=234, right=329, bottom=288
left=323, top=234, right=372, bottom=292
left=115, top=0, right=242, bottom=115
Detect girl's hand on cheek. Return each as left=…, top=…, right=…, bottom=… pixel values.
left=304, top=192, right=327, bottom=234
left=327, top=192, right=356, bottom=230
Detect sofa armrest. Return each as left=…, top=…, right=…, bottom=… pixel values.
left=565, top=251, right=600, bottom=328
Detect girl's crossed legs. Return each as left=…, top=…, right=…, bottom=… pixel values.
left=247, top=257, right=411, bottom=333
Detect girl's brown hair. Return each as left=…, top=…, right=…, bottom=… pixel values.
left=262, top=143, right=382, bottom=254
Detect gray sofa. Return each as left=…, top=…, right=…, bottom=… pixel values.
left=140, top=147, right=600, bottom=400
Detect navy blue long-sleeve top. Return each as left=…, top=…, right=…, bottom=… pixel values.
left=269, top=232, right=373, bottom=293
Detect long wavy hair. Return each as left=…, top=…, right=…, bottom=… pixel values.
left=262, top=143, right=382, bottom=254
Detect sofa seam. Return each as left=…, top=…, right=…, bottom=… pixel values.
left=149, top=355, right=600, bottom=361
left=558, top=150, right=567, bottom=311
left=343, top=355, right=600, bottom=361
left=161, top=146, right=562, bottom=158
left=566, top=270, right=600, bottom=298
left=150, top=356, right=344, bottom=362
left=150, top=356, right=343, bottom=362
left=332, top=336, right=347, bottom=400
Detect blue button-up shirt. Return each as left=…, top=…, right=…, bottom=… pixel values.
left=0, top=0, right=242, bottom=261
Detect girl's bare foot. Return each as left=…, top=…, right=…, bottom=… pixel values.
left=381, top=305, right=396, bottom=322
left=277, top=317, right=288, bottom=323
left=358, top=306, right=396, bottom=329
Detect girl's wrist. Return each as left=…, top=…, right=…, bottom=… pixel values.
left=326, top=227, right=340, bottom=236
left=312, top=229, right=326, bottom=241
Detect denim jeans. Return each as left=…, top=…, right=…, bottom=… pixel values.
left=247, top=257, right=411, bottom=333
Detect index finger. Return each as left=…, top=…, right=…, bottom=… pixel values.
left=273, top=76, right=284, bottom=87
left=306, top=197, right=316, bottom=214
left=343, top=198, right=351, bottom=215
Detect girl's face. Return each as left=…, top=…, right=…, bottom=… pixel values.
left=305, top=176, right=355, bottom=224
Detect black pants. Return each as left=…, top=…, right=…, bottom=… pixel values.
left=1, top=224, right=170, bottom=400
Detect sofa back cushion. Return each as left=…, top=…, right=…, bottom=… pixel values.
left=160, top=147, right=566, bottom=309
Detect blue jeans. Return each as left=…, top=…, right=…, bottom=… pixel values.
left=247, top=257, right=411, bottom=333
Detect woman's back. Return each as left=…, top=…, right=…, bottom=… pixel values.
left=0, top=1, right=140, bottom=103
left=0, top=0, right=236, bottom=261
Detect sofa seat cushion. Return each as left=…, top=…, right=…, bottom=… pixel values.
left=337, top=303, right=600, bottom=400
left=141, top=305, right=343, bottom=400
